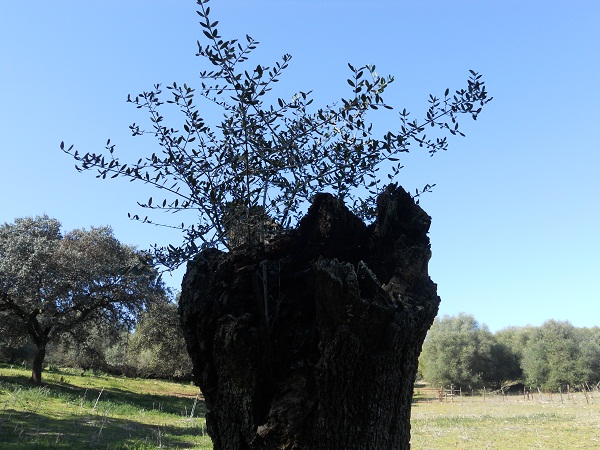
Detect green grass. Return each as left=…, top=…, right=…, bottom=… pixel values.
left=410, top=388, right=600, bottom=449
left=3, top=365, right=599, bottom=449
left=0, top=363, right=212, bottom=449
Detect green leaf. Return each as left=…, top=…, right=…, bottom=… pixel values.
left=59, top=3, right=491, bottom=264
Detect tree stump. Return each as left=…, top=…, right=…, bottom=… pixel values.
left=179, top=185, right=440, bottom=449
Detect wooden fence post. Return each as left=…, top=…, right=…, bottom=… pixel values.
left=559, top=386, right=563, bottom=404
left=586, top=382, right=594, bottom=402
left=582, top=384, right=591, bottom=404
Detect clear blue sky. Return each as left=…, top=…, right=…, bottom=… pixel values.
left=2, top=1, right=599, bottom=332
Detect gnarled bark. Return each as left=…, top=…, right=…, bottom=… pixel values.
left=179, top=185, right=440, bottom=449
left=31, top=341, right=47, bottom=385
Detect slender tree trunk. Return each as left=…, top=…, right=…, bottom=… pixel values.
left=31, top=341, right=47, bottom=385
left=180, top=185, right=440, bottom=449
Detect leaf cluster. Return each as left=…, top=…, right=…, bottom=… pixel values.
left=0, top=216, right=163, bottom=347
left=61, top=0, right=491, bottom=269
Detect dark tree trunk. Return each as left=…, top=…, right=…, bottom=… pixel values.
left=31, top=341, right=47, bottom=385
left=179, top=185, right=440, bottom=449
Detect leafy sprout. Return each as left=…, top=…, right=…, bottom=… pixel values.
left=61, top=0, right=491, bottom=269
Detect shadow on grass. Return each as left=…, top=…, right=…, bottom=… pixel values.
left=0, top=408, right=208, bottom=449
left=0, top=373, right=207, bottom=418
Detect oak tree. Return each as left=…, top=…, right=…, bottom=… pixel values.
left=0, top=216, right=163, bottom=384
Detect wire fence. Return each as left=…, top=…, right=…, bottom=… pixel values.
left=415, top=381, right=600, bottom=404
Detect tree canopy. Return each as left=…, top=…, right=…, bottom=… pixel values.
left=0, top=215, right=164, bottom=383
left=419, top=315, right=600, bottom=391
left=61, top=0, right=491, bottom=270
left=419, top=313, right=498, bottom=388
left=521, top=320, right=599, bottom=390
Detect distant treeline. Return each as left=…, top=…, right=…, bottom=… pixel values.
left=419, top=313, right=600, bottom=391
left=4, top=308, right=598, bottom=390
left=0, top=300, right=192, bottom=380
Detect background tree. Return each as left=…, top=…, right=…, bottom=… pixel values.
left=0, top=215, right=163, bottom=384
left=578, top=326, right=600, bottom=383
left=419, top=313, right=498, bottom=388
left=493, top=325, right=536, bottom=383
left=494, top=325, right=535, bottom=363
left=521, top=320, right=592, bottom=390
left=488, top=336, right=524, bottom=387
left=125, top=293, right=193, bottom=379
left=45, top=291, right=192, bottom=379
left=420, top=318, right=600, bottom=392
left=46, top=320, right=128, bottom=374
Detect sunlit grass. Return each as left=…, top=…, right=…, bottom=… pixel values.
left=3, top=363, right=599, bottom=449
left=0, top=363, right=212, bottom=449
left=411, top=389, right=600, bottom=449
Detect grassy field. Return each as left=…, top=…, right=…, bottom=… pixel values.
left=411, top=387, right=600, bottom=449
left=0, top=363, right=212, bottom=449
left=2, top=365, right=599, bottom=449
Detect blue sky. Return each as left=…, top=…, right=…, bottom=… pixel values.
left=2, top=1, right=599, bottom=332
